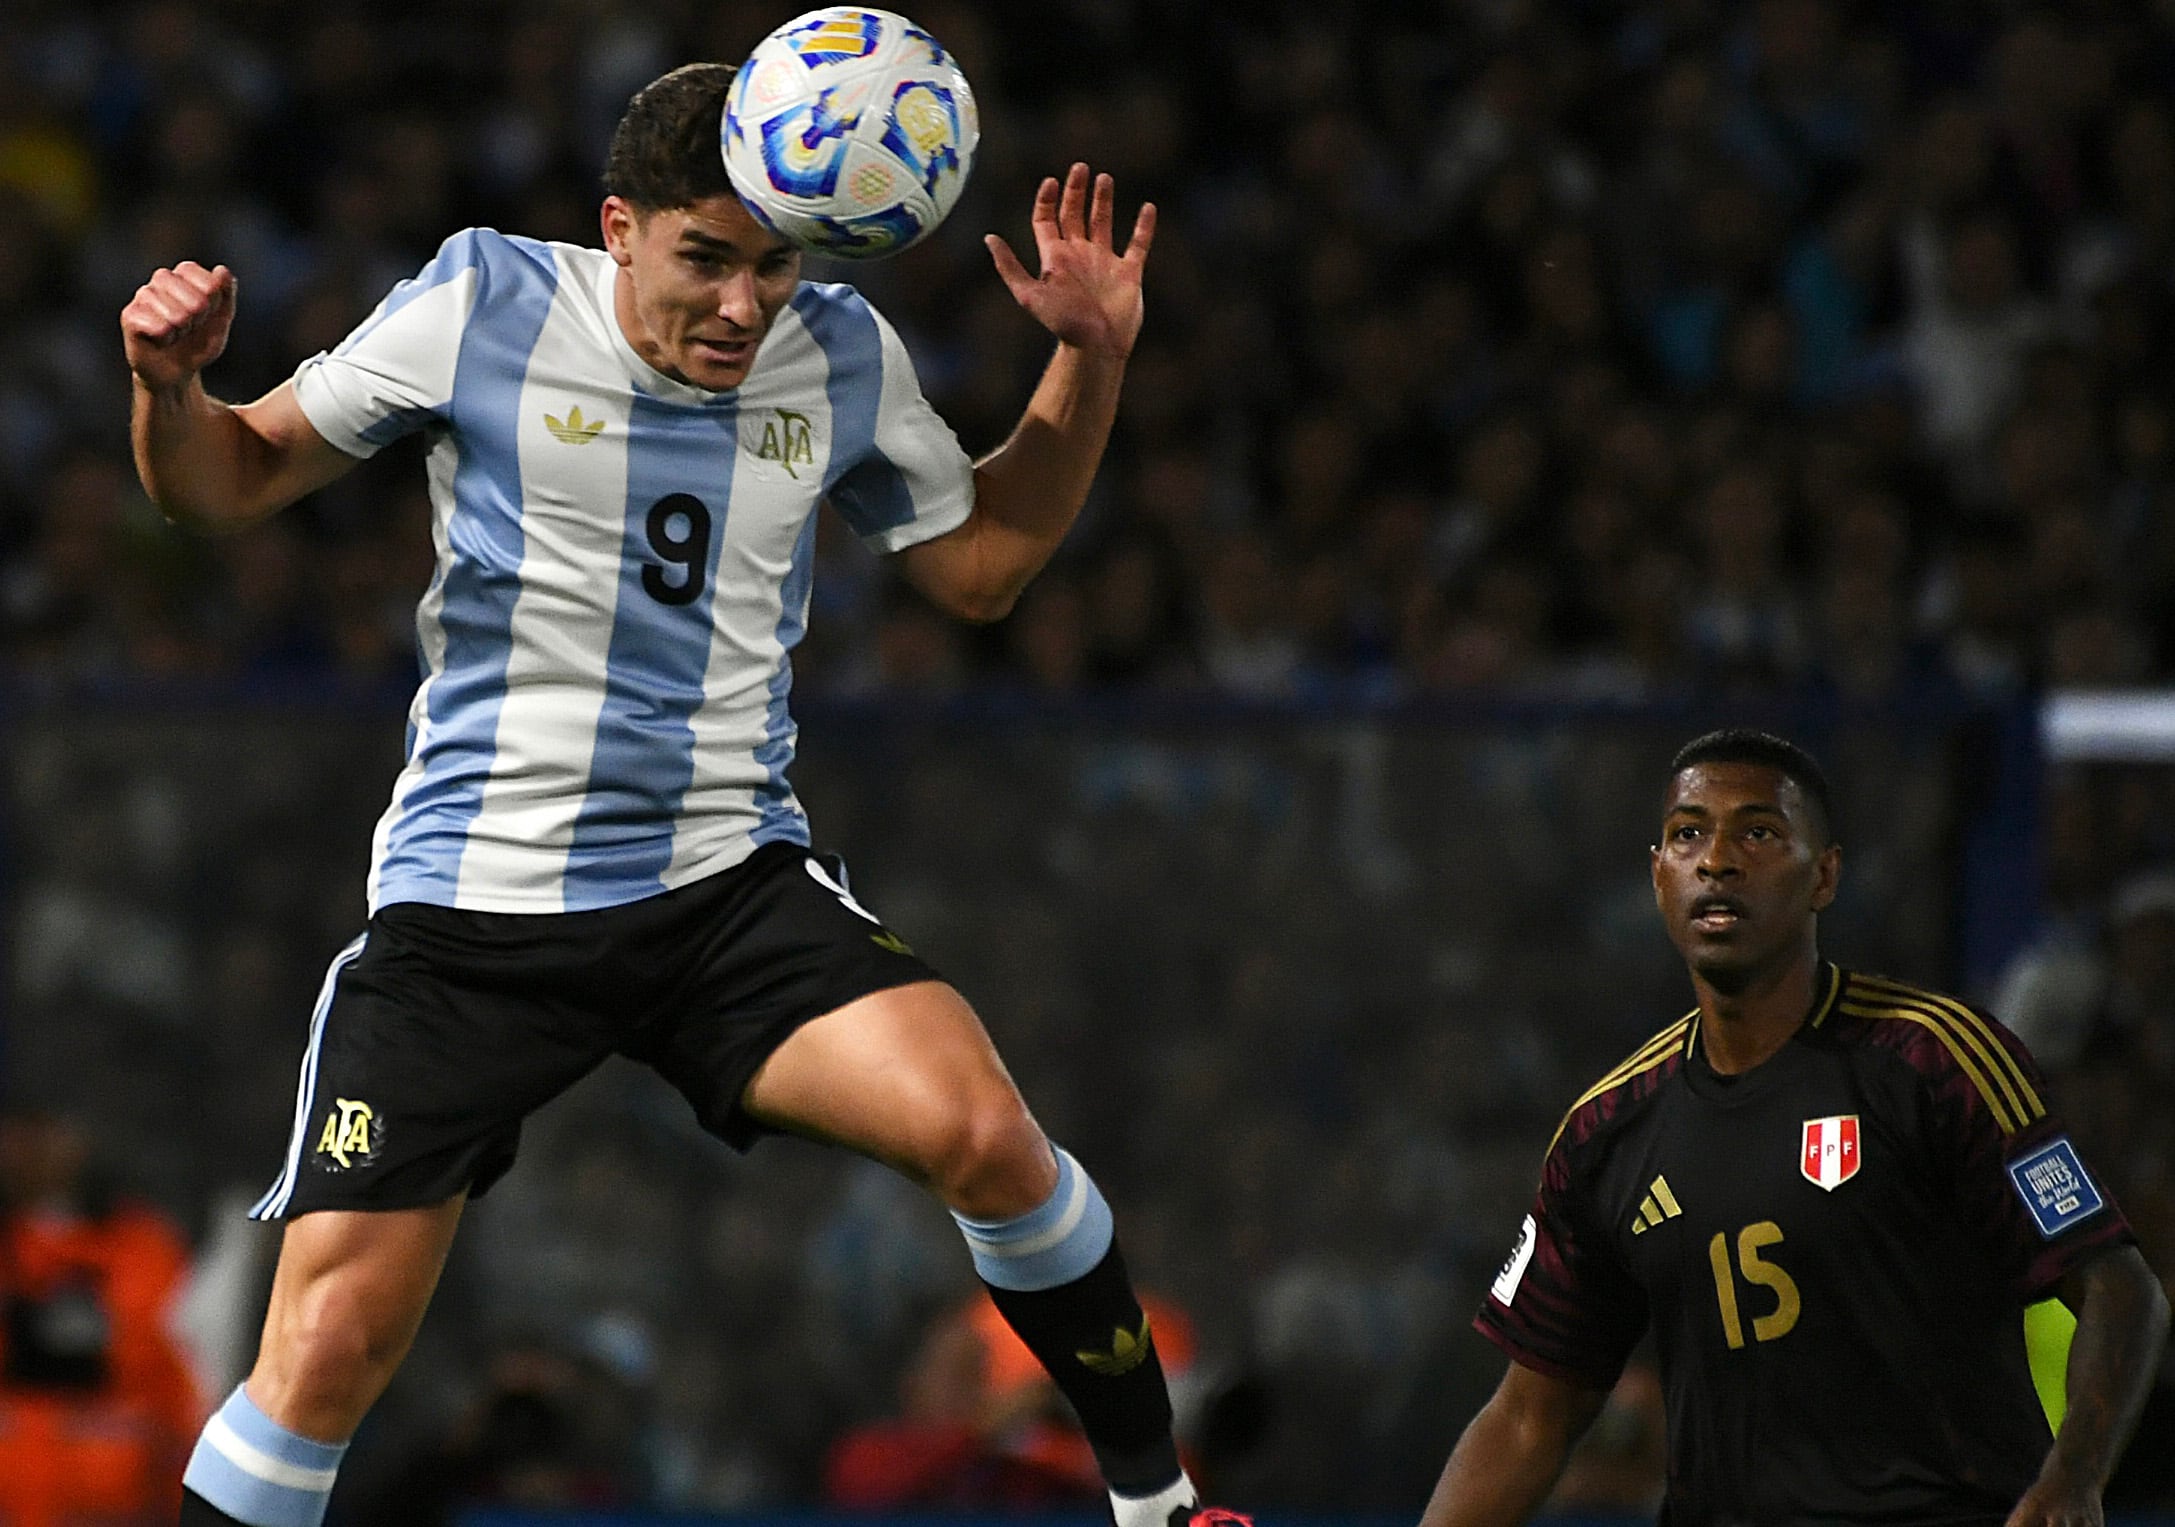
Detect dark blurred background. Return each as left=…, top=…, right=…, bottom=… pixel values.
left=1, top=0, right=2172, bottom=1519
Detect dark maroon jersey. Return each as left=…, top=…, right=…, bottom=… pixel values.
left=1475, top=964, right=2133, bottom=1527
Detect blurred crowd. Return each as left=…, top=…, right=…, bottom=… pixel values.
left=3, top=0, right=2175, bottom=1519
left=2, top=0, right=2174, bottom=702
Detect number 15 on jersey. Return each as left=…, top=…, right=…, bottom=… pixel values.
left=1708, top=1220, right=1801, bottom=1349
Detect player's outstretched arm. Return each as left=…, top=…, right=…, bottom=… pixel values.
left=123, top=261, right=356, bottom=532
left=895, top=162, right=1153, bottom=622
left=2007, top=1245, right=2171, bottom=1527
left=1418, top=1359, right=1608, bottom=1527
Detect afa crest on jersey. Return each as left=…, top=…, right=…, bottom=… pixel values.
left=1801, top=1114, right=1860, bottom=1191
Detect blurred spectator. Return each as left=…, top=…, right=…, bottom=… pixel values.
left=1902, top=208, right=2054, bottom=465
left=345, top=1321, right=660, bottom=1526
left=1194, top=533, right=1300, bottom=697
left=824, top=1291, right=1197, bottom=1509
left=1923, top=515, right=2033, bottom=697
left=1684, top=462, right=1809, bottom=688
left=0, top=1107, right=203, bottom=1527
left=1005, top=573, right=1092, bottom=695
left=4, top=449, right=142, bottom=682
left=1084, top=535, right=1192, bottom=688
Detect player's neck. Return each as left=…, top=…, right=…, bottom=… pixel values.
left=1692, top=950, right=1823, bottom=1075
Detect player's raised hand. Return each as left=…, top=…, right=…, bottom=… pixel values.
left=121, top=262, right=237, bottom=394
left=985, top=163, right=1155, bottom=360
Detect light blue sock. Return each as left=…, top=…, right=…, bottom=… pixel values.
left=951, top=1144, right=1116, bottom=1290
left=182, top=1385, right=347, bottom=1527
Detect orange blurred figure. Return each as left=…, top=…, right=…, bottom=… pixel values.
left=0, top=1110, right=205, bottom=1527
left=825, top=1290, right=1198, bottom=1508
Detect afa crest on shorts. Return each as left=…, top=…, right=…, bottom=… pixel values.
left=311, top=1097, right=382, bottom=1173
left=1800, top=1114, right=1860, bottom=1191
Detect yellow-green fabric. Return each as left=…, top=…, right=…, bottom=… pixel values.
left=2024, top=1297, right=2077, bottom=1431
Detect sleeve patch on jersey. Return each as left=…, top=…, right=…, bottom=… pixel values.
left=2007, top=1136, right=2105, bottom=1239
left=1491, top=1214, right=1537, bottom=1306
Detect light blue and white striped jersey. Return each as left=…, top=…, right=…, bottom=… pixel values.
left=292, top=228, right=973, bottom=914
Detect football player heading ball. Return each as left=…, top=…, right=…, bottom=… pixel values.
left=121, top=30, right=1240, bottom=1527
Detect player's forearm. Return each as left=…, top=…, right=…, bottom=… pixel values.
left=1419, top=1391, right=1584, bottom=1527
left=959, top=340, right=1127, bottom=610
left=131, top=377, right=293, bottom=532
left=2041, top=1247, right=2170, bottom=1492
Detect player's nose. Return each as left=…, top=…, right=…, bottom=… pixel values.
left=715, top=271, right=762, bottom=328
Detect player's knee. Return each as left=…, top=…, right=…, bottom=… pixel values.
left=926, top=1096, right=1053, bottom=1219
left=265, top=1281, right=407, bottom=1418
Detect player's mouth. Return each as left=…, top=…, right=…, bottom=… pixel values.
left=692, top=336, right=755, bottom=367
left=1690, top=893, right=1748, bottom=932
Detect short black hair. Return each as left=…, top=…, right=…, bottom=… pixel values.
left=603, top=63, right=737, bottom=212
left=1667, top=729, right=1836, bottom=844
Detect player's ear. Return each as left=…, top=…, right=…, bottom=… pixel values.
left=1810, top=842, right=1842, bottom=912
left=601, top=196, right=640, bottom=266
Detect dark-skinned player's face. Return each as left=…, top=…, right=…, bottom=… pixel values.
left=1651, top=761, right=1841, bottom=993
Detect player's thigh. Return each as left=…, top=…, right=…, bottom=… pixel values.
left=624, top=844, right=937, bottom=1147
left=742, top=977, right=1050, bottom=1192
left=629, top=845, right=1053, bottom=1207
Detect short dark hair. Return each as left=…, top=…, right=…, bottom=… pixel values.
left=1667, top=729, right=1836, bottom=844
left=603, top=63, right=737, bottom=212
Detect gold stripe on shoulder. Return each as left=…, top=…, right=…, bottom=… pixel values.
left=1837, top=996, right=2021, bottom=1135
left=1851, top=974, right=2045, bottom=1125
left=1849, top=975, right=2044, bottom=1127
left=1547, top=1015, right=1692, bottom=1154
left=1572, top=1017, right=1693, bottom=1116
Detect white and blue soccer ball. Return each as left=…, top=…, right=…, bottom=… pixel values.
left=722, top=7, right=979, bottom=259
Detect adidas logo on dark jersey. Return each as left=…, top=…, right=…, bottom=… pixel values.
left=1631, top=1174, right=1682, bottom=1234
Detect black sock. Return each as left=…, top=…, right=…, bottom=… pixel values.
left=180, top=1487, right=247, bottom=1525
left=983, top=1238, right=1182, bottom=1494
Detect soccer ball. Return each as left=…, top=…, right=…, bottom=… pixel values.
left=722, top=7, right=979, bottom=259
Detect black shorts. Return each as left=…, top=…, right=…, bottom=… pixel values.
left=249, top=842, right=941, bottom=1219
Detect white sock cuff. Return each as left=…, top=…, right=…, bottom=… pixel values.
left=1109, top=1472, right=1197, bottom=1527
